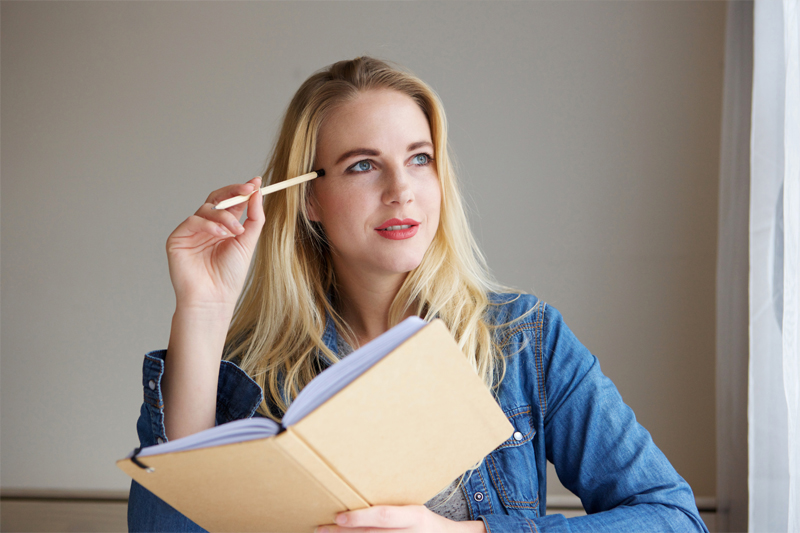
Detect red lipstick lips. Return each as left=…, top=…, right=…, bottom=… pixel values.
left=375, top=218, right=419, bottom=240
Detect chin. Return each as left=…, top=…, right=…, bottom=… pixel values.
left=378, top=255, right=426, bottom=275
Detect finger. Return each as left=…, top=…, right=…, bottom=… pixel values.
left=171, top=214, right=234, bottom=241
left=205, top=180, right=260, bottom=205
left=212, top=177, right=264, bottom=222
left=315, top=526, right=406, bottom=533
left=243, top=177, right=265, bottom=228
left=334, top=506, right=419, bottom=529
left=205, top=180, right=261, bottom=216
left=233, top=178, right=265, bottom=251
left=195, top=203, right=246, bottom=236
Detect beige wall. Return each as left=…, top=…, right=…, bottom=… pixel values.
left=1, top=1, right=724, bottom=500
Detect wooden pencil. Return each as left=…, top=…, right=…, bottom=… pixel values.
left=213, top=169, right=325, bottom=210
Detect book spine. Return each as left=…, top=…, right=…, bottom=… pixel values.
left=273, top=429, right=369, bottom=510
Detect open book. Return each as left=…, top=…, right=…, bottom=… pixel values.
left=117, top=318, right=513, bottom=533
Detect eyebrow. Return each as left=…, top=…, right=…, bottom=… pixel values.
left=407, top=141, right=434, bottom=152
left=335, top=148, right=381, bottom=165
left=334, top=141, right=434, bottom=166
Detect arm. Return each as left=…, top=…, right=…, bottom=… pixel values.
left=162, top=305, right=233, bottom=440
left=536, top=306, right=706, bottom=532
left=161, top=177, right=265, bottom=440
left=129, top=351, right=264, bottom=533
left=471, top=300, right=707, bottom=533
left=315, top=506, right=487, bottom=533
left=128, top=179, right=267, bottom=532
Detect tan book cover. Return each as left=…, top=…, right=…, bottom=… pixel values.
left=118, top=320, right=513, bottom=533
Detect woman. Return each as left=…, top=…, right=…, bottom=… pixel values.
left=129, top=57, right=707, bottom=533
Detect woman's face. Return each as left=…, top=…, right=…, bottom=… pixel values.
left=309, top=89, right=441, bottom=280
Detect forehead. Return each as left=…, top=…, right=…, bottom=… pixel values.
left=317, top=89, right=432, bottom=154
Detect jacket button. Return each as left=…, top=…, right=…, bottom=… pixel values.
left=148, top=380, right=156, bottom=390
left=156, top=437, right=164, bottom=444
left=513, top=431, right=524, bottom=441
left=474, top=492, right=484, bottom=502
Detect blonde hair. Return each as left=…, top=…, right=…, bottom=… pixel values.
left=225, top=57, right=508, bottom=420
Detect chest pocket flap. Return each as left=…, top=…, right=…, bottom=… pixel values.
left=486, top=405, right=539, bottom=511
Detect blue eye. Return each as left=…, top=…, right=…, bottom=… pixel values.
left=348, top=160, right=373, bottom=173
left=411, top=154, right=432, bottom=166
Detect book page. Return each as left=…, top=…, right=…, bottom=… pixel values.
left=282, top=316, right=427, bottom=426
left=135, top=417, right=281, bottom=457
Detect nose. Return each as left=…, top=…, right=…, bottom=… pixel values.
left=381, top=165, right=414, bottom=206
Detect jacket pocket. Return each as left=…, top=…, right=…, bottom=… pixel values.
left=486, top=405, right=539, bottom=511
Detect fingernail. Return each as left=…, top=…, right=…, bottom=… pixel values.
left=316, top=528, right=328, bottom=533
left=216, top=225, right=229, bottom=236
left=335, top=514, right=347, bottom=525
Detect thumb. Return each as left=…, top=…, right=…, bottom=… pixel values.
left=237, top=177, right=265, bottom=251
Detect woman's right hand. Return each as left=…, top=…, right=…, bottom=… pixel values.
left=166, top=176, right=265, bottom=312
left=162, top=178, right=264, bottom=441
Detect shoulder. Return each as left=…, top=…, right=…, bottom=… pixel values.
left=486, top=292, right=567, bottom=340
left=487, top=293, right=603, bottom=421
left=486, top=292, right=587, bottom=375
left=486, top=292, right=540, bottom=323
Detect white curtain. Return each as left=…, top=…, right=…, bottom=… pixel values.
left=749, top=1, right=799, bottom=532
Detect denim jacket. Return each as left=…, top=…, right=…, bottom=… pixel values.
left=128, top=294, right=708, bottom=532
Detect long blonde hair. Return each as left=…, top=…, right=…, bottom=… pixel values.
left=226, top=57, right=508, bottom=420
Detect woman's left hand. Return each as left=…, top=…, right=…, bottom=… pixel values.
left=315, top=506, right=486, bottom=533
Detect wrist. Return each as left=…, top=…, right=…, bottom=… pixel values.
left=168, top=305, right=235, bottom=363
left=173, top=300, right=236, bottom=323
left=460, top=520, right=487, bottom=533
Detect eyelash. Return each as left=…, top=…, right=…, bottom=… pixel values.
left=412, top=153, right=434, bottom=166
left=345, top=153, right=435, bottom=174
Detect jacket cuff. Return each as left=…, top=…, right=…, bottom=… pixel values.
left=138, top=350, right=264, bottom=447
left=214, top=359, right=264, bottom=425
left=480, top=513, right=570, bottom=533
left=141, top=351, right=168, bottom=446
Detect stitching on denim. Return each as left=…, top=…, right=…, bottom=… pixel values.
left=495, top=408, right=535, bottom=450
left=143, top=356, right=164, bottom=408
left=480, top=517, right=493, bottom=533
left=503, top=405, right=531, bottom=418
left=527, top=518, right=540, bottom=533
left=144, top=395, right=163, bottom=409
left=498, top=322, right=538, bottom=347
left=496, top=302, right=548, bottom=419
left=485, top=454, right=539, bottom=509
left=486, top=454, right=539, bottom=508
left=523, top=518, right=535, bottom=533
left=535, top=302, right=547, bottom=418
left=143, top=354, right=168, bottom=441
left=155, top=383, right=167, bottom=442
left=476, top=468, right=494, bottom=514
left=144, top=352, right=165, bottom=363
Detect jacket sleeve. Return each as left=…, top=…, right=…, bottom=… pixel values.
left=128, top=349, right=264, bottom=532
left=482, top=304, right=708, bottom=533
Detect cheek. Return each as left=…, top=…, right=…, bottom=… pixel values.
left=315, top=183, right=350, bottom=218
left=422, top=179, right=442, bottom=221
left=318, top=188, right=373, bottom=232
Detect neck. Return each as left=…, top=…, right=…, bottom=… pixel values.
left=331, top=262, right=413, bottom=346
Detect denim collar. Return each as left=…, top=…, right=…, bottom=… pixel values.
left=321, top=311, right=339, bottom=353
